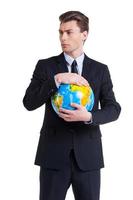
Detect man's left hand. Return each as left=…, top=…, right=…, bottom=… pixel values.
left=59, top=103, right=92, bottom=122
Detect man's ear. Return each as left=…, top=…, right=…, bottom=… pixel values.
left=82, top=31, right=88, bottom=42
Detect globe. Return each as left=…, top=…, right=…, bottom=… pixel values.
left=51, top=83, right=94, bottom=115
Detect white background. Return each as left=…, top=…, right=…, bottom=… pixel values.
left=0, top=0, right=132, bottom=199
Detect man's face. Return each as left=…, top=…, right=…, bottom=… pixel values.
left=59, top=20, right=88, bottom=55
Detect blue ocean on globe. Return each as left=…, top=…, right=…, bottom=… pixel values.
left=51, top=83, right=94, bottom=115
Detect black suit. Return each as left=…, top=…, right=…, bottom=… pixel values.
left=23, top=53, right=121, bottom=199
left=23, top=52, right=121, bottom=170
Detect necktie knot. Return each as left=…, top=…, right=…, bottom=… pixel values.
left=71, top=60, right=78, bottom=73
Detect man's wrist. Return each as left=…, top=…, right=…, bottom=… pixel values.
left=84, top=112, right=93, bottom=124
left=54, top=75, right=60, bottom=88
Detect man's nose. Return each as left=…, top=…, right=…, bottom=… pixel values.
left=61, top=33, right=68, bottom=41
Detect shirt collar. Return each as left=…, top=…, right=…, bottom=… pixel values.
left=63, top=52, right=85, bottom=66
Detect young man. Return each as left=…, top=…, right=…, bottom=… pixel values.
left=23, top=11, right=121, bottom=200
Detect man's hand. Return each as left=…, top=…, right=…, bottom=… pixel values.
left=55, top=73, right=89, bottom=86
left=58, top=103, right=92, bottom=122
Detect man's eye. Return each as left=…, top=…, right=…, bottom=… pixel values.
left=67, top=31, right=72, bottom=35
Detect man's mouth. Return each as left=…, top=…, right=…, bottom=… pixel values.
left=61, top=44, right=69, bottom=47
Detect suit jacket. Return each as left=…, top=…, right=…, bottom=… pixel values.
left=23, top=53, right=121, bottom=171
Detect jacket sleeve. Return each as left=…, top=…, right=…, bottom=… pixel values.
left=91, top=66, right=121, bottom=125
left=23, top=60, right=58, bottom=111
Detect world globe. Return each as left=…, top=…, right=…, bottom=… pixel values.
left=51, top=83, right=94, bottom=115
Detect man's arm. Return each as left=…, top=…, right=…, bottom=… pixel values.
left=91, top=66, right=121, bottom=125
left=23, top=60, right=89, bottom=111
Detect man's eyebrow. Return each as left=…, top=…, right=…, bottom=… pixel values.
left=59, top=29, right=73, bottom=32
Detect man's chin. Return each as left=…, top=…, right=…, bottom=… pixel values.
left=62, top=49, right=72, bottom=54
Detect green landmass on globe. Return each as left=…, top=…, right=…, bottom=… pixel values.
left=51, top=83, right=94, bottom=115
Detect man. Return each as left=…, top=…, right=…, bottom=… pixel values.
left=23, top=11, right=121, bottom=200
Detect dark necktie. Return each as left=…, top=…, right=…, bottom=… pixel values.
left=71, top=60, right=78, bottom=74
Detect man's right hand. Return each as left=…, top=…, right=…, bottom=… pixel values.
left=54, top=73, right=89, bottom=86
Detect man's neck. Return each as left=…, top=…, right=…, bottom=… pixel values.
left=64, top=49, right=84, bottom=59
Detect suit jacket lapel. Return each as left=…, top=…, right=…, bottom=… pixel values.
left=81, top=54, right=92, bottom=80
left=56, top=52, right=68, bottom=73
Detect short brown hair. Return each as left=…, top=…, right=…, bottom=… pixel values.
left=59, top=11, right=89, bottom=33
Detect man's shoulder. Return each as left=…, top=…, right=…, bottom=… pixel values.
left=33, top=54, right=63, bottom=74
left=37, top=53, right=62, bottom=64
left=85, top=54, right=108, bottom=69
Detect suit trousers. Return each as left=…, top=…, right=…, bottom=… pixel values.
left=39, top=149, right=101, bottom=200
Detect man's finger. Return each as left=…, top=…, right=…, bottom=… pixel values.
left=59, top=108, right=73, bottom=114
left=58, top=112, right=71, bottom=119
left=71, top=103, right=82, bottom=109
